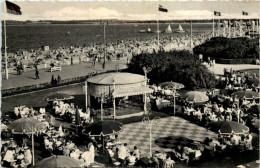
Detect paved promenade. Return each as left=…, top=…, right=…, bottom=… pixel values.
left=1, top=59, right=127, bottom=90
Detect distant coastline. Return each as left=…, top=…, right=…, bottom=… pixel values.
left=3, top=19, right=258, bottom=25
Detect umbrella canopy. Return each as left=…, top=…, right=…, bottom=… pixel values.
left=182, top=91, right=209, bottom=103
left=44, top=93, right=74, bottom=101
left=159, top=81, right=185, bottom=90
left=34, top=155, right=81, bottom=168
left=87, top=72, right=146, bottom=85
left=246, top=78, right=259, bottom=87
left=8, top=117, right=44, bottom=134
left=207, top=121, right=249, bottom=134
left=232, top=90, right=259, bottom=99
left=82, top=120, right=123, bottom=136
left=75, top=107, right=81, bottom=127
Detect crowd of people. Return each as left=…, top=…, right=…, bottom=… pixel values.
left=5, top=31, right=214, bottom=74
left=1, top=138, right=32, bottom=168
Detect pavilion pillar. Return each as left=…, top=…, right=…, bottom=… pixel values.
left=85, top=81, right=88, bottom=110
left=113, top=81, right=116, bottom=120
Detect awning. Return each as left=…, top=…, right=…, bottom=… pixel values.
left=113, top=86, right=153, bottom=98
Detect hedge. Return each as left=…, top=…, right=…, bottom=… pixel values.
left=214, top=58, right=257, bottom=64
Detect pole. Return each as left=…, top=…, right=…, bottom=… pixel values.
left=157, top=9, right=160, bottom=52
left=4, top=3, right=8, bottom=79
left=32, top=133, right=35, bottom=166
left=173, top=88, right=176, bottom=116
left=256, top=19, right=259, bottom=32
left=85, top=81, right=88, bottom=110
left=190, top=20, right=193, bottom=50
left=228, top=19, right=231, bottom=38
left=101, top=87, right=103, bottom=121
left=223, top=21, right=226, bottom=37
left=212, top=13, right=215, bottom=37
left=248, top=19, right=251, bottom=37
left=218, top=19, right=220, bottom=36
left=103, top=21, right=106, bottom=69
left=113, top=82, right=116, bottom=119
left=144, top=71, right=147, bottom=113
left=149, top=121, right=152, bottom=157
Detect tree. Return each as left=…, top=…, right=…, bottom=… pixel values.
left=127, top=50, right=217, bottom=90
left=193, top=37, right=259, bottom=60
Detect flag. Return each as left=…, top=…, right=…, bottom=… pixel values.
left=242, top=11, right=248, bottom=16
left=6, top=1, right=22, bottom=15
left=158, top=5, right=168, bottom=12
left=214, top=11, right=221, bottom=16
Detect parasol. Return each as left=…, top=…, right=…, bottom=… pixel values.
left=159, top=81, right=184, bottom=115
left=182, top=91, right=209, bottom=103
left=34, top=155, right=81, bottom=168
left=44, top=92, right=74, bottom=101
left=82, top=120, right=123, bottom=136
left=207, top=121, right=249, bottom=134
left=232, top=90, right=259, bottom=99
left=8, top=117, right=46, bottom=166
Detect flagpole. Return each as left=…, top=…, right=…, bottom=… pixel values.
left=190, top=20, right=192, bottom=50
left=228, top=19, right=231, bottom=38
left=103, top=21, right=106, bottom=69
left=212, top=13, right=215, bottom=37
left=4, top=2, right=8, bottom=79
left=223, top=21, right=225, bottom=37
left=218, top=18, right=220, bottom=36
left=157, top=8, right=160, bottom=52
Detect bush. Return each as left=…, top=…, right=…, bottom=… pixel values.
left=193, top=37, right=259, bottom=61
left=127, top=50, right=217, bottom=90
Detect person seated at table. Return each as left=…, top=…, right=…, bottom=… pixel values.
left=3, top=147, right=15, bottom=167
left=212, top=102, right=219, bottom=112
left=44, top=137, right=53, bottom=152
left=24, top=146, right=32, bottom=166
left=132, top=146, right=141, bottom=160
left=182, top=147, right=191, bottom=164
left=70, top=148, right=79, bottom=160
left=163, top=155, right=175, bottom=167
left=245, top=133, right=253, bottom=150
left=11, top=159, right=26, bottom=168
left=9, top=138, right=17, bottom=148
left=194, top=107, right=202, bottom=123
left=118, top=144, right=127, bottom=166
left=238, top=135, right=246, bottom=151
left=14, top=107, right=20, bottom=119
left=1, top=121, right=8, bottom=132
left=63, top=142, right=71, bottom=157
left=230, top=134, right=241, bottom=146
left=16, top=150, right=25, bottom=160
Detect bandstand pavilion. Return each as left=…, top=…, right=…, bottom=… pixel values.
left=85, top=72, right=153, bottom=119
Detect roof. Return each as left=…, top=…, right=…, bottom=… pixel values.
left=87, top=72, right=146, bottom=85
left=113, top=86, right=153, bottom=98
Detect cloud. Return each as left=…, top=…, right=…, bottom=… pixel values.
left=41, top=7, right=122, bottom=20
left=3, top=7, right=258, bottom=21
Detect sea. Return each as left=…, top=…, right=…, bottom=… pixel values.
left=2, top=23, right=213, bottom=53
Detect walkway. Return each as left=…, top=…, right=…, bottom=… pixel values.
left=1, top=59, right=127, bottom=90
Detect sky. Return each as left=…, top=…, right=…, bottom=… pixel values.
left=2, top=0, right=259, bottom=21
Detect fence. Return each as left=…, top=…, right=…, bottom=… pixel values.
left=2, top=70, right=120, bottom=97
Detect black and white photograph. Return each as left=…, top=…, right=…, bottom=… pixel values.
left=1, top=0, right=259, bottom=167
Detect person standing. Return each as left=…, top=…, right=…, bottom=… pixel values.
left=35, top=69, right=39, bottom=79
left=57, top=75, right=61, bottom=84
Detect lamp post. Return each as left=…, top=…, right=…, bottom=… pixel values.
left=142, top=115, right=161, bottom=157
left=143, top=67, right=152, bottom=113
